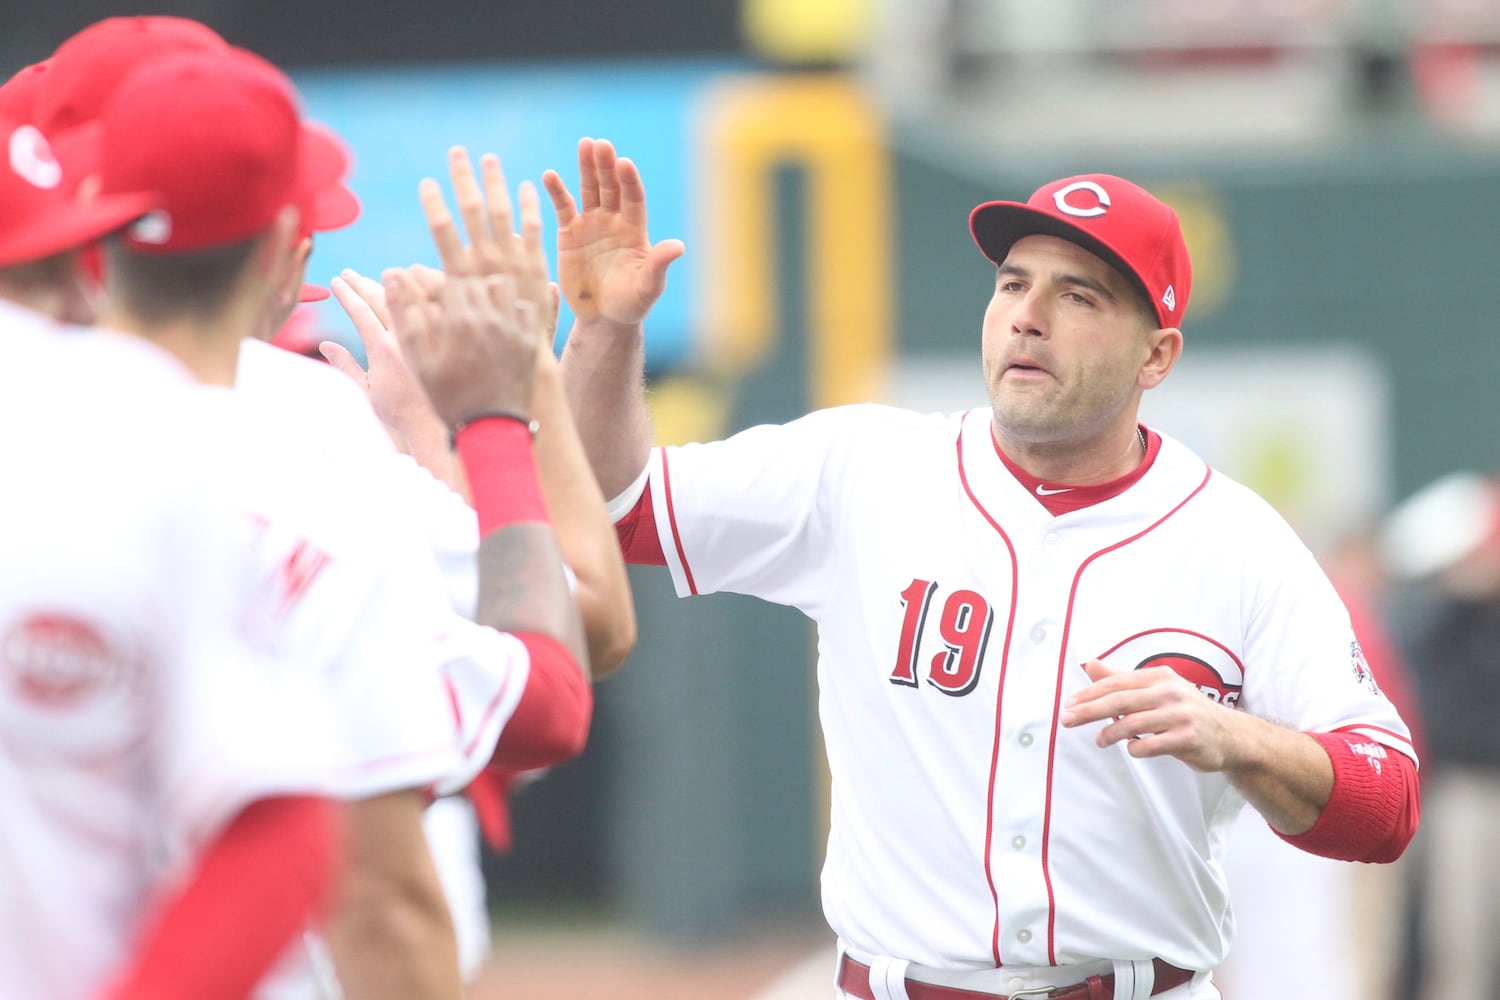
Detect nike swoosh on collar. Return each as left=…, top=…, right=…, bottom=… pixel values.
left=1035, top=485, right=1072, bottom=496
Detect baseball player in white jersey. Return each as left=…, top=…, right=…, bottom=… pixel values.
left=554, top=144, right=1420, bottom=999
left=307, top=144, right=640, bottom=980
left=0, top=123, right=346, bottom=999
left=34, top=46, right=589, bottom=1000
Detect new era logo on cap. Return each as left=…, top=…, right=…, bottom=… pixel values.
left=129, top=210, right=172, bottom=245
left=969, top=174, right=1193, bottom=330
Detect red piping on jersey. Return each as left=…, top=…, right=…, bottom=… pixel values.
left=659, top=449, right=699, bottom=596
left=455, top=661, right=518, bottom=762
left=1096, top=627, right=1246, bottom=674
left=1041, top=465, right=1213, bottom=963
left=954, top=412, right=1022, bottom=967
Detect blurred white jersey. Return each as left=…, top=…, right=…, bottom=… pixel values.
left=234, top=338, right=533, bottom=997
left=0, top=306, right=342, bottom=1000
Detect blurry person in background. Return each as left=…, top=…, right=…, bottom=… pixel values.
left=1380, top=471, right=1500, bottom=1000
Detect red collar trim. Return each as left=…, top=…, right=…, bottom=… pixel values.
left=992, top=426, right=1161, bottom=515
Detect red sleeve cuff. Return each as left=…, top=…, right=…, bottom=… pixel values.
left=1278, top=731, right=1420, bottom=864
left=488, top=631, right=592, bottom=770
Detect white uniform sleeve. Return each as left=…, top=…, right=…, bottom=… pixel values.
left=646, top=405, right=872, bottom=612
left=1238, top=514, right=1417, bottom=762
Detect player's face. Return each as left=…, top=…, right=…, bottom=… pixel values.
left=980, top=235, right=1158, bottom=448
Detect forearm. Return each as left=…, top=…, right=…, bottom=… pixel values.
left=457, top=419, right=589, bottom=672
left=1223, top=713, right=1334, bottom=835
left=532, top=348, right=636, bottom=674
left=559, top=317, right=654, bottom=499
left=325, top=792, right=463, bottom=1000
left=474, top=524, right=588, bottom=672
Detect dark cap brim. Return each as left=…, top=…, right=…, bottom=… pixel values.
left=969, top=200, right=1154, bottom=313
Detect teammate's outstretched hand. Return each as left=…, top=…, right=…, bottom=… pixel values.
left=387, top=267, right=541, bottom=430
left=1060, top=659, right=1241, bottom=773
left=542, top=137, right=684, bottom=328
left=423, top=146, right=550, bottom=306
left=323, top=268, right=445, bottom=442
left=399, top=145, right=557, bottom=428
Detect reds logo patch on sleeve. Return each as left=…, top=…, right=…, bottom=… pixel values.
left=1349, top=640, right=1382, bottom=695
left=1096, top=628, right=1245, bottom=708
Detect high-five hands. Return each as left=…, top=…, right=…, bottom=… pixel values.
left=392, top=147, right=553, bottom=430
left=542, top=137, right=684, bottom=329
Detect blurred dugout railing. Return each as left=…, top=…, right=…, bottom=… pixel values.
left=866, top=0, right=1500, bottom=139
left=890, top=0, right=1500, bottom=57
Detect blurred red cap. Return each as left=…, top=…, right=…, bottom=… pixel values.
left=0, top=62, right=51, bottom=124
left=96, top=49, right=346, bottom=253
left=35, top=16, right=228, bottom=136
left=0, top=117, right=155, bottom=267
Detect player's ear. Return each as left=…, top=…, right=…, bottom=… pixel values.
left=1138, top=327, right=1182, bottom=390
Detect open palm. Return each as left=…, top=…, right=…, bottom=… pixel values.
left=542, top=137, right=683, bottom=328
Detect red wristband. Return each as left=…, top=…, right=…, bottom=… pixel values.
left=454, top=417, right=549, bottom=537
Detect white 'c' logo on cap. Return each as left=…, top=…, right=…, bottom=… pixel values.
left=1053, top=180, right=1110, bottom=218
left=9, top=125, right=62, bottom=190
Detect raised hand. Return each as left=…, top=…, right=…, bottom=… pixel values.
left=542, top=137, right=684, bottom=328
left=386, top=267, right=539, bottom=430
left=323, top=268, right=444, bottom=441
left=395, top=146, right=557, bottom=429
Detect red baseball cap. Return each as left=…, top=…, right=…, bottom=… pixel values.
left=0, top=62, right=50, bottom=124
left=0, top=117, right=155, bottom=268
left=292, top=119, right=363, bottom=302
left=293, top=121, right=361, bottom=302
left=95, top=49, right=346, bottom=253
left=34, top=16, right=228, bottom=136
left=970, top=174, right=1192, bottom=330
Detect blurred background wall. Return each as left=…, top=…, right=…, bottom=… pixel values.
left=10, top=0, right=1500, bottom=970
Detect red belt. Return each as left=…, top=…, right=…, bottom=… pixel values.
left=837, top=955, right=1194, bottom=1000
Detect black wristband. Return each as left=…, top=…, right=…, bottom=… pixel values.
left=450, top=410, right=539, bottom=447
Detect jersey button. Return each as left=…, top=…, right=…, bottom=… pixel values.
left=1030, top=626, right=1046, bottom=642
left=1018, top=732, right=1034, bottom=748
left=1044, top=532, right=1059, bottom=545
left=1011, top=835, right=1026, bottom=850
left=1017, top=929, right=1032, bottom=943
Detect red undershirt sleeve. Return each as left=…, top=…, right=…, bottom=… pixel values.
left=102, top=795, right=341, bottom=1000
left=615, top=487, right=665, bottom=566
left=487, top=631, right=592, bottom=769
left=1277, top=731, right=1420, bottom=864
left=464, top=632, right=592, bottom=851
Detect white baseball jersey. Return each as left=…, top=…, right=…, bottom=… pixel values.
left=234, top=338, right=533, bottom=998
left=0, top=306, right=342, bottom=1000
left=633, top=403, right=1415, bottom=974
